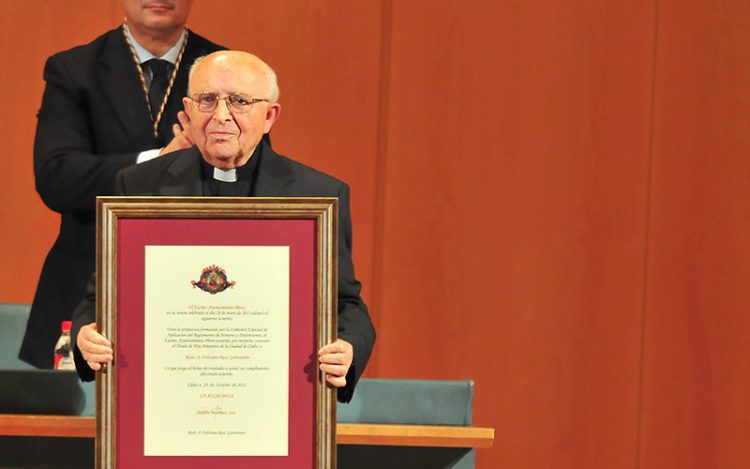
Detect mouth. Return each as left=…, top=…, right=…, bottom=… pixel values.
left=208, top=131, right=237, bottom=140
left=144, top=2, right=174, bottom=12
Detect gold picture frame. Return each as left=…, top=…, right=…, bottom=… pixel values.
left=95, top=196, right=337, bottom=468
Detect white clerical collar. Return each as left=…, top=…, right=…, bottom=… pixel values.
left=125, top=26, right=186, bottom=65
left=213, top=167, right=237, bottom=182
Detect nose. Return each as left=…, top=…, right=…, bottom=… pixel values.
left=211, top=97, right=233, bottom=121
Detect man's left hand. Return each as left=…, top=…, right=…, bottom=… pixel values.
left=160, top=111, right=193, bottom=155
left=318, top=339, right=353, bottom=388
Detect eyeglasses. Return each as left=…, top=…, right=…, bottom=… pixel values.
left=189, top=92, right=269, bottom=113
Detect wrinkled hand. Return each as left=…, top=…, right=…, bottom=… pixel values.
left=77, top=322, right=113, bottom=372
left=318, top=339, right=353, bottom=388
left=159, top=111, right=193, bottom=156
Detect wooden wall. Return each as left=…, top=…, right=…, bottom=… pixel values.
left=1, top=1, right=747, bottom=468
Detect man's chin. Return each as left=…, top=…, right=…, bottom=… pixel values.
left=203, top=154, right=242, bottom=170
left=212, top=161, right=238, bottom=170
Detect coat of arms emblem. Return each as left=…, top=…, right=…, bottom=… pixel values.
left=191, top=265, right=236, bottom=294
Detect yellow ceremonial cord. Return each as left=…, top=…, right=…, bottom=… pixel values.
left=122, top=21, right=189, bottom=139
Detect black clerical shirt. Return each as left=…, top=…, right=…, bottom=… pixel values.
left=200, top=147, right=261, bottom=196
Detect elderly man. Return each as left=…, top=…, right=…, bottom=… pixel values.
left=22, top=0, right=225, bottom=368
left=73, top=51, right=375, bottom=401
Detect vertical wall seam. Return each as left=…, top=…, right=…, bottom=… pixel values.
left=635, top=0, right=661, bottom=468
left=368, top=0, right=394, bottom=376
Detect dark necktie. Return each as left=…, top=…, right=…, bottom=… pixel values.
left=144, top=59, right=171, bottom=119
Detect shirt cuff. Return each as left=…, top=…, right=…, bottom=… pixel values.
left=136, top=149, right=161, bottom=164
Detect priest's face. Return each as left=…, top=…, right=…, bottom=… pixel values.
left=184, top=51, right=281, bottom=170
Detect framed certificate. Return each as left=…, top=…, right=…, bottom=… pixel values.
left=95, top=197, right=337, bottom=468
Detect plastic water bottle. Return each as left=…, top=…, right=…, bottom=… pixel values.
left=53, top=320, right=75, bottom=370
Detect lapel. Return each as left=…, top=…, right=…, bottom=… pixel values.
left=157, top=147, right=204, bottom=196
left=145, top=142, right=296, bottom=197
left=254, top=142, right=297, bottom=197
left=98, top=27, right=157, bottom=149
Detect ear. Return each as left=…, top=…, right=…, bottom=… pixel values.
left=263, top=103, right=281, bottom=134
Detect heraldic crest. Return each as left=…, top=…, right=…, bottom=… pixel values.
left=191, top=265, right=236, bottom=294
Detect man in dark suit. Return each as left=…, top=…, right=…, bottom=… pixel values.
left=73, top=51, right=375, bottom=401
left=21, top=0, right=225, bottom=368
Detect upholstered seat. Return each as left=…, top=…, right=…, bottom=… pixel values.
left=338, top=378, right=477, bottom=469
left=0, top=303, right=35, bottom=370
left=338, top=377, right=474, bottom=426
left=0, top=303, right=95, bottom=416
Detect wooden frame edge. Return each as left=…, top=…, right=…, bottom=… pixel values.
left=95, top=196, right=338, bottom=469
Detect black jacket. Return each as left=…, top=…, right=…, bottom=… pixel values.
left=21, top=27, right=225, bottom=368
left=72, top=142, right=376, bottom=402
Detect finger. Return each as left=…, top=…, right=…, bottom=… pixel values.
left=80, top=342, right=113, bottom=357
left=325, top=374, right=346, bottom=388
left=87, top=361, right=102, bottom=371
left=318, top=352, right=347, bottom=365
left=81, top=353, right=112, bottom=363
left=83, top=349, right=112, bottom=362
left=177, top=110, right=191, bottom=129
left=320, top=363, right=348, bottom=377
left=318, top=342, right=345, bottom=356
left=82, top=333, right=111, bottom=349
left=82, top=335, right=111, bottom=352
left=81, top=342, right=113, bottom=357
left=81, top=325, right=111, bottom=347
left=170, top=124, right=192, bottom=147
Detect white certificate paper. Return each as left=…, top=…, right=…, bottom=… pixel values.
left=143, top=245, right=289, bottom=456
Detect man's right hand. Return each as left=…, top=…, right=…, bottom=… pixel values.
left=159, top=110, right=193, bottom=156
left=77, top=322, right=113, bottom=371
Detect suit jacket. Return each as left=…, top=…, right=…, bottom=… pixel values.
left=21, top=27, right=225, bottom=368
left=71, top=143, right=376, bottom=402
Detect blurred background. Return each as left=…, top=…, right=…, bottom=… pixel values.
left=0, top=1, right=748, bottom=467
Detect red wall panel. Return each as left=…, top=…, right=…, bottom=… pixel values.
left=640, top=1, right=750, bottom=468
left=376, top=2, right=655, bottom=467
